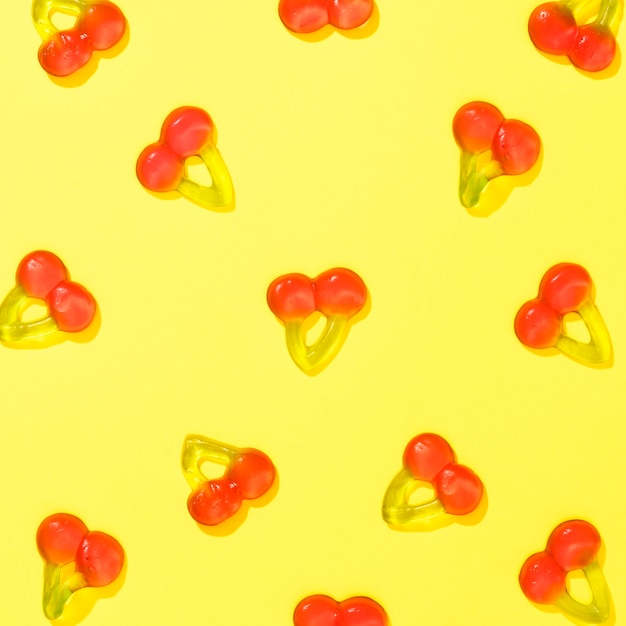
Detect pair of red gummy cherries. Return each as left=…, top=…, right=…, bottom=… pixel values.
left=47, top=431, right=479, bottom=622
left=37, top=0, right=619, bottom=77
left=135, top=101, right=539, bottom=215
left=36, top=512, right=392, bottom=626
left=36, top=513, right=124, bottom=620
left=278, top=0, right=623, bottom=76
left=39, top=432, right=608, bottom=624
left=183, top=432, right=483, bottom=530
left=34, top=0, right=375, bottom=78
left=529, top=0, right=621, bottom=72
left=37, top=514, right=610, bottom=625
left=453, top=101, right=541, bottom=209
left=514, top=262, right=612, bottom=364
left=0, top=250, right=95, bottom=344
left=34, top=0, right=126, bottom=77
left=266, top=259, right=612, bottom=371
left=33, top=0, right=375, bottom=77
left=294, top=532, right=611, bottom=626
left=0, top=247, right=367, bottom=375
left=2, top=251, right=610, bottom=370
left=37, top=509, right=388, bottom=625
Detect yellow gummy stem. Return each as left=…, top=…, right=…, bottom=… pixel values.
left=177, top=143, right=234, bottom=209
left=284, top=315, right=348, bottom=373
left=181, top=435, right=236, bottom=490
left=554, top=299, right=611, bottom=363
left=0, top=286, right=58, bottom=343
left=382, top=468, right=446, bottom=525
left=32, top=0, right=85, bottom=40
left=554, top=560, right=610, bottom=623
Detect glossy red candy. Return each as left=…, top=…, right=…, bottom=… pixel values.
left=136, top=106, right=234, bottom=209
left=402, top=433, right=455, bottom=482
left=266, top=273, right=317, bottom=323
left=453, top=101, right=540, bottom=208
left=228, top=450, right=276, bottom=500
left=514, top=262, right=611, bottom=364
left=46, top=281, right=97, bottom=332
left=136, top=144, right=184, bottom=192
left=187, top=479, right=243, bottom=527
left=326, top=0, right=374, bottom=30
left=568, top=24, right=617, bottom=72
left=161, top=107, right=214, bottom=158
left=279, top=0, right=329, bottom=33
left=136, top=107, right=217, bottom=192
left=268, top=268, right=366, bottom=323
left=75, top=530, right=125, bottom=587
left=182, top=435, right=276, bottom=527
left=16, top=251, right=68, bottom=300
left=514, top=298, right=562, bottom=349
left=490, top=119, right=541, bottom=176
left=294, top=593, right=338, bottom=624
left=279, top=0, right=374, bottom=33
left=528, top=0, right=620, bottom=72
left=453, top=101, right=505, bottom=154
left=38, top=31, right=92, bottom=77
left=35, top=0, right=126, bottom=77
left=36, top=513, right=88, bottom=566
left=432, top=463, right=484, bottom=515
left=383, top=432, right=484, bottom=526
left=519, top=519, right=611, bottom=623
left=547, top=519, right=601, bottom=571
left=313, top=268, right=368, bottom=318
left=294, top=594, right=388, bottom=626
left=519, top=551, right=566, bottom=604
left=187, top=450, right=277, bottom=525
left=538, top=262, right=592, bottom=314
left=37, top=513, right=124, bottom=619
left=267, top=267, right=367, bottom=373
left=0, top=250, right=97, bottom=343
left=528, top=2, right=578, bottom=55
left=80, top=2, right=126, bottom=50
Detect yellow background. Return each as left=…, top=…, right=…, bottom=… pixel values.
left=2, top=1, right=625, bottom=624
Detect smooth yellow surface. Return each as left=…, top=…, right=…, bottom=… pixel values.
left=2, top=1, right=625, bottom=624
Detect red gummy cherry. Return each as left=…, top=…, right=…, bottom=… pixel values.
left=279, top=0, right=329, bottom=33
left=538, top=263, right=592, bottom=314
left=187, top=478, right=243, bottom=526
left=339, top=596, right=388, bottom=626
left=491, top=119, right=540, bottom=176
left=294, top=595, right=339, bottom=625
left=327, top=0, right=374, bottom=30
left=228, top=450, right=276, bottom=500
left=520, top=551, right=567, bottom=604
left=136, top=143, right=184, bottom=192
left=267, top=274, right=316, bottom=322
left=568, top=24, right=616, bottom=72
left=36, top=513, right=88, bottom=566
left=46, top=280, right=96, bottom=332
left=16, top=250, right=68, bottom=299
left=79, top=1, right=126, bottom=50
left=38, top=30, right=92, bottom=77
left=547, top=519, right=601, bottom=571
left=452, top=101, right=505, bottom=154
left=432, top=463, right=483, bottom=515
left=74, top=530, right=124, bottom=587
left=514, top=298, right=561, bottom=349
left=313, top=268, right=367, bottom=318
left=402, top=433, right=455, bottom=482
left=528, top=2, right=578, bottom=55
left=161, top=107, right=214, bottom=158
